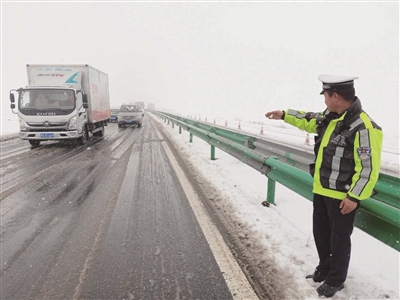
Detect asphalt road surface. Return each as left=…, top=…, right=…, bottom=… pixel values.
left=0, top=115, right=261, bottom=300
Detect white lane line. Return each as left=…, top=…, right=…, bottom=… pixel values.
left=153, top=125, right=258, bottom=300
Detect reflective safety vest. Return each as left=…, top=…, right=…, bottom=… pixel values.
left=283, top=97, right=383, bottom=201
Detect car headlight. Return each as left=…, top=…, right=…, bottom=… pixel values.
left=19, top=118, right=28, bottom=131
left=68, top=116, right=77, bottom=130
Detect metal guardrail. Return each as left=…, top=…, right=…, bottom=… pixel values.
left=154, top=112, right=400, bottom=251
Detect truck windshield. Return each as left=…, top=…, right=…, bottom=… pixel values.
left=18, top=89, right=76, bottom=116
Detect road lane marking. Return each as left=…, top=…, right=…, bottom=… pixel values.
left=153, top=125, right=258, bottom=300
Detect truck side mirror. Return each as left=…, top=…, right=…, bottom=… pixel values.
left=82, top=94, right=88, bottom=109
left=9, top=92, right=18, bottom=114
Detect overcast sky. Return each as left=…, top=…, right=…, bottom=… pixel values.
left=2, top=1, right=399, bottom=131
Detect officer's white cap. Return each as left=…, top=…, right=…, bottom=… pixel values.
left=318, top=74, right=359, bottom=95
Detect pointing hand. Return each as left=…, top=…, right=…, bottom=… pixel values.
left=265, top=110, right=283, bottom=120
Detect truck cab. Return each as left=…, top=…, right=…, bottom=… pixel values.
left=10, top=88, right=87, bottom=147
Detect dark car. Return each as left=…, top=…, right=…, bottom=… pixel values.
left=109, top=109, right=119, bottom=123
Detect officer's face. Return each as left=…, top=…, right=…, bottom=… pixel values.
left=323, top=92, right=337, bottom=112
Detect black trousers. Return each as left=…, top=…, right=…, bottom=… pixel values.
left=313, top=194, right=359, bottom=287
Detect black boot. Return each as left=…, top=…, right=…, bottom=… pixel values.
left=306, top=271, right=327, bottom=283
left=316, top=282, right=344, bottom=298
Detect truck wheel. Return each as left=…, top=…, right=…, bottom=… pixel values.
left=77, top=125, right=88, bottom=145
left=93, top=125, right=104, bottom=137
left=29, top=140, right=41, bottom=147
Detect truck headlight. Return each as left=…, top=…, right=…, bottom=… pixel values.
left=19, top=118, right=28, bottom=131
left=68, top=116, right=77, bottom=130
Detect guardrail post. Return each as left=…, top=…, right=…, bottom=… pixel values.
left=244, top=137, right=249, bottom=148
left=267, top=178, right=276, bottom=205
left=172, top=122, right=174, bottom=128
left=211, top=145, right=216, bottom=160
left=167, top=120, right=170, bottom=125
left=179, top=126, right=182, bottom=134
left=189, top=133, right=193, bottom=143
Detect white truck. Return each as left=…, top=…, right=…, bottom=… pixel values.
left=9, top=64, right=110, bottom=147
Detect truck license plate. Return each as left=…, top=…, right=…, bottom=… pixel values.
left=40, top=133, right=55, bottom=138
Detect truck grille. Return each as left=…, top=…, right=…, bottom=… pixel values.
left=25, top=122, right=68, bottom=132
left=27, top=122, right=67, bottom=127
left=25, top=128, right=69, bottom=132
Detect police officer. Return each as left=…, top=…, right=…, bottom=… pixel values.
left=265, top=75, right=383, bottom=298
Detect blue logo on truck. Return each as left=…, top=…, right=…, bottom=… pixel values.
left=66, top=72, right=79, bottom=84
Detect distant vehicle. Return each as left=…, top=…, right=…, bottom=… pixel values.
left=134, top=101, right=145, bottom=109
left=117, top=104, right=144, bottom=128
left=109, top=108, right=119, bottom=122
left=9, top=64, right=110, bottom=147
